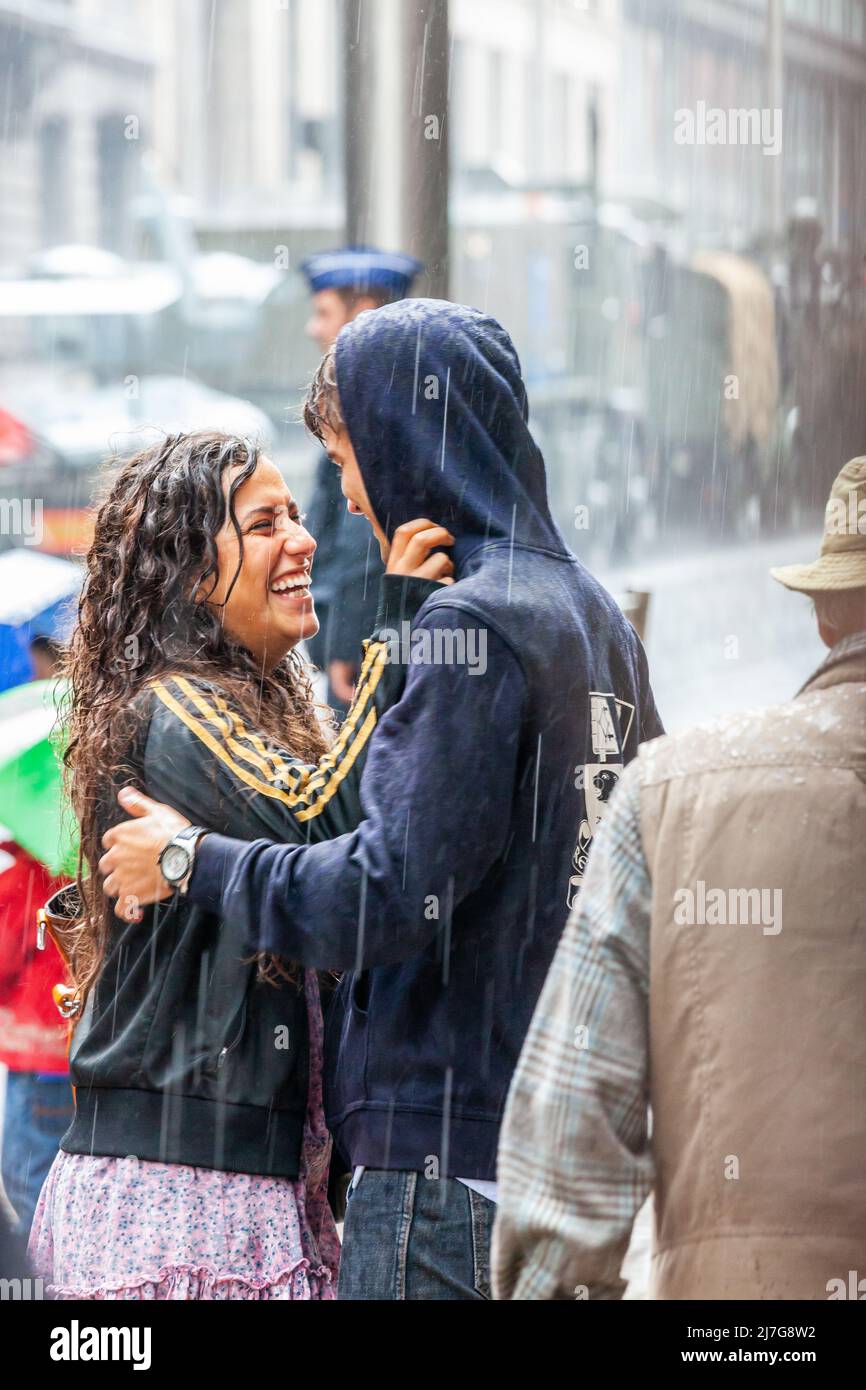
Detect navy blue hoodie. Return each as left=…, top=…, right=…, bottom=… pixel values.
left=191, top=299, right=663, bottom=1179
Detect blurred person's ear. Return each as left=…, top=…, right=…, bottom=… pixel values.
left=349, top=294, right=382, bottom=320
left=817, top=617, right=838, bottom=650
left=813, top=588, right=866, bottom=648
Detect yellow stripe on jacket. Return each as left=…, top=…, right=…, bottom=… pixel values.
left=149, top=644, right=387, bottom=820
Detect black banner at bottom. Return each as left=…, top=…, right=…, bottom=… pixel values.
left=1, top=1293, right=860, bottom=1374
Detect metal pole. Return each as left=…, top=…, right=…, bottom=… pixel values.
left=767, top=0, right=784, bottom=240
left=342, top=0, right=449, bottom=297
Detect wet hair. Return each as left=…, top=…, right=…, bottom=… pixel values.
left=303, top=344, right=345, bottom=444
left=60, top=430, right=329, bottom=1001
left=305, top=279, right=399, bottom=442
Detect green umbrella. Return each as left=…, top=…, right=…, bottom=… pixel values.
left=0, top=679, right=78, bottom=876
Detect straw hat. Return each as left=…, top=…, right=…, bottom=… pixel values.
left=771, top=456, right=866, bottom=592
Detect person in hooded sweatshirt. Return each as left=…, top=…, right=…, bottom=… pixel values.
left=98, top=299, right=665, bottom=1300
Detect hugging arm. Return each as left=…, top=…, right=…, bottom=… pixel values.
left=99, top=576, right=444, bottom=911
left=187, top=613, right=527, bottom=970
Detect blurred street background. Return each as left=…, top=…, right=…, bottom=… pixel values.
left=0, top=0, right=864, bottom=1294
left=0, top=2, right=864, bottom=709
left=1, top=0, right=864, bottom=727
left=0, top=1, right=861, bottom=639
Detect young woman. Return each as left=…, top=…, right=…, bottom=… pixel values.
left=28, top=430, right=452, bottom=1299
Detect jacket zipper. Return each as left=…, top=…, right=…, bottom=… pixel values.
left=216, top=998, right=248, bottom=1068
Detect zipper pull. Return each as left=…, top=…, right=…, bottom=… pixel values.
left=36, top=910, right=46, bottom=951
left=217, top=1046, right=228, bottom=1067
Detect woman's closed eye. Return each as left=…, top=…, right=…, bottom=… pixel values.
left=247, top=510, right=305, bottom=535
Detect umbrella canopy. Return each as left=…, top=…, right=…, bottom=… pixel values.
left=0, top=550, right=81, bottom=693
left=0, top=678, right=77, bottom=875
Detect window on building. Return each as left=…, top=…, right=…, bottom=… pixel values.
left=39, top=118, right=68, bottom=248
left=489, top=48, right=504, bottom=163
left=97, top=114, right=135, bottom=253
left=551, top=69, right=568, bottom=178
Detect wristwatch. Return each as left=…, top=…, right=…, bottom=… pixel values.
left=157, top=825, right=206, bottom=896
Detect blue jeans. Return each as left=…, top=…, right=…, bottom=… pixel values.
left=338, top=1170, right=495, bottom=1300
left=1, top=1071, right=73, bottom=1235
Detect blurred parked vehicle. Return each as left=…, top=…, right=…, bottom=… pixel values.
left=0, top=375, right=274, bottom=559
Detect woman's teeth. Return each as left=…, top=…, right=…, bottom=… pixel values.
left=270, top=575, right=310, bottom=595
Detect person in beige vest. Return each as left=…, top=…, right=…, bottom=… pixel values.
left=493, top=457, right=866, bottom=1300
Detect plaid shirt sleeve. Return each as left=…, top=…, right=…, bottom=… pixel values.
left=492, top=761, right=654, bottom=1300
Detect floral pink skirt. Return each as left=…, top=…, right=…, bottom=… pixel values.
left=28, top=971, right=340, bottom=1300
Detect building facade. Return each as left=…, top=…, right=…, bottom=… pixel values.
left=0, top=0, right=155, bottom=270
left=618, top=0, right=866, bottom=250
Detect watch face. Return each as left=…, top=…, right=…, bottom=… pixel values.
left=161, top=844, right=190, bottom=884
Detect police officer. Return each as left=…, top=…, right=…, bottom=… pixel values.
left=301, top=246, right=423, bottom=710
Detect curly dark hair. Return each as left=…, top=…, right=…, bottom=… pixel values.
left=60, top=430, right=329, bottom=1001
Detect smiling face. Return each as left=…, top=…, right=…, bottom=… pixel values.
left=320, top=422, right=390, bottom=561
left=204, top=456, right=318, bottom=667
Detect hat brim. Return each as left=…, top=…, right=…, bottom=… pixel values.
left=770, top=552, right=866, bottom=592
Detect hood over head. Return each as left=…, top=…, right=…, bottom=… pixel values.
left=333, top=298, right=565, bottom=568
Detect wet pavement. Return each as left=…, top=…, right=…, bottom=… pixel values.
left=597, top=530, right=826, bottom=733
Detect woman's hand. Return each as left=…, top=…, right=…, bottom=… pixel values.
left=386, top=518, right=455, bottom=584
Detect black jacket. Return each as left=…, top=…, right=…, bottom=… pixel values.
left=61, top=577, right=436, bottom=1178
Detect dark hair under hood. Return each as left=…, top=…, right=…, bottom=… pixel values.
left=333, top=297, right=568, bottom=571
